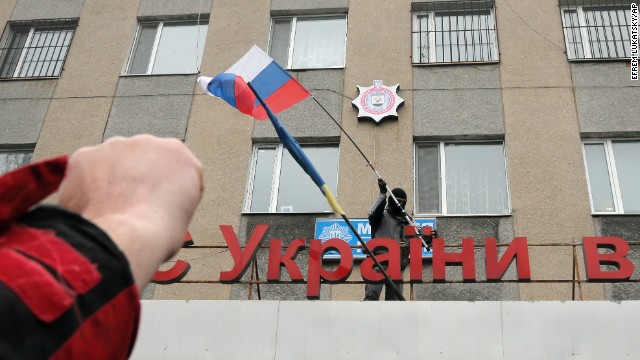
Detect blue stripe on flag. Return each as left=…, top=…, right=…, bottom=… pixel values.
left=250, top=61, right=291, bottom=103
left=208, top=73, right=238, bottom=109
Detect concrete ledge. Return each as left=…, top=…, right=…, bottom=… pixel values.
left=132, top=300, right=640, bottom=359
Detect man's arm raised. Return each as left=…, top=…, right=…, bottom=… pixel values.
left=57, top=135, right=204, bottom=292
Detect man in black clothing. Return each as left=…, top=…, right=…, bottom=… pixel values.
left=363, top=178, right=410, bottom=301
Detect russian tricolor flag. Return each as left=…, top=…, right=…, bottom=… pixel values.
left=198, top=45, right=310, bottom=120
left=199, top=45, right=345, bottom=216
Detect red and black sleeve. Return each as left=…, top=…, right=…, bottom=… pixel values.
left=0, top=158, right=140, bottom=360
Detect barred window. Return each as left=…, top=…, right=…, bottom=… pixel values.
left=0, top=149, right=33, bottom=175
left=412, top=1, right=498, bottom=64
left=0, top=19, right=77, bottom=79
left=561, top=1, right=632, bottom=60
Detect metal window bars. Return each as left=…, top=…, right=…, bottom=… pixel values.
left=412, top=0, right=498, bottom=64
left=0, top=18, right=77, bottom=79
left=0, top=150, right=33, bottom=175
left=560, top=0, right=632, bottom=60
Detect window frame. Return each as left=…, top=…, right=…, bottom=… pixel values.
left=244, top=143, right=340, bottom=214
left=411, top=8, right=499, bottom=65
left=560, top=5, right=632, bottom=60
left=0, top=148, right=34, bottom=175
left=267, top=14, right=348, bottom=70
left=582, top=139, right=639, bottom=214
left=413, top=141, right=511, bottom=216
left=124, top=20, right=208, bottom=75
left=0, top=19, right=77, bottom=79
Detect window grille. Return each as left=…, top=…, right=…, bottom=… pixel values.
left=412, top=0, right=498, bottom=64
left=0, top=149, right=33, bottom=175
left=560, top=0, right=632, bottom=60
left=0, top=18, right=77, bottom=79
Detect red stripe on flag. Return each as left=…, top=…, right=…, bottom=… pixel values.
left=252, top=78, right=310, bottom=120
left=234, top=76, right=256, bottom=116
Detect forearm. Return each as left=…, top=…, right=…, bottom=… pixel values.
left=89, top=210, right=181, bottom=292
left=368, top=193, right=386, bottom=224
left=58, top=135, right=203, bottom=293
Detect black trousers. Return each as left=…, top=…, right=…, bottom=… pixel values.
left=363, top=279, right=404, bottom=301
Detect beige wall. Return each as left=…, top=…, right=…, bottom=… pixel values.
left=495, top=0, right=602, bottom=300
left=0, top=1, right=16, bottom=28
left=165, top=0, right=272, bottom=300
left=34, top=0, right=140, bottom=160
left=186, top=0, right=270, bottom=245
left=338, top=0, right=414, bottom=216
left=4, top=0, right=622, bottom=301
left=332, top=0, right=414, bottom=300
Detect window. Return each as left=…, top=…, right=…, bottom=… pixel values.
left=268, top=15, right=347, bottom=69
left=246, top=144, right=339, bottom=213
left=583, top=140, right=640, bottom=214
left=0, top=150, right=33, bottom=175
left=415, top=142, right=510, bottom=215
left=561, top=4, right=632, bottom=60
left=126, top=20, right=208, bottom=75
left=0, top=19, right=77, bottom=79
left=412, top=7, right=498, bottom=64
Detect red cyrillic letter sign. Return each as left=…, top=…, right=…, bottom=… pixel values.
left=583, top=236, right=634, bottom=281
left=152, top=261, right=191, bottom=284
left=219, top=224, right=269, bottom=283
left=360, top=238, right=402, bottom=283
left=307, top=239, right=353, bottom=299
left=404, top=226, right=423, bottom=282
left=432, top=237, right=476, bottom=281
left=410, top=238, right=424, bottom=282
left=485, top=237, right=531, bottom=281
left=153, top=231, right=194, bottom=284
left=267, top=238, right=305, bottom=281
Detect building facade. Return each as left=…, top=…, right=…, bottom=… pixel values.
left=1, top=0, right=638, bottom=304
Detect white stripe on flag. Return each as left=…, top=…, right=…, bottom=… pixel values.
left=226, top=45, right=273, bottom=82
left=197, top=76, right=214, bottom=96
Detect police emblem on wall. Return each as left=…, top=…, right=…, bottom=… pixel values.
left=352, top=80, right=404, bottom=123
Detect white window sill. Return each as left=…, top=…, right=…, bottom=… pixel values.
left=414, top=213, right=512, bottom=218
left=242, top=211, right=335, bottom=215
left=412, top=60, right=500, bottom=66
left=592, top=213, right=640, bottom=216
left=287, top=66, right=345, bottom=71
left=119, top=73, right=200, bottom=77
left=567, top=57, right=631, bottom=62
left=0, top=76, right=60, bottom=81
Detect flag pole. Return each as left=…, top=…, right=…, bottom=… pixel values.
left=338, top=213, right=404, bottom=300
left=311, top=96, right=432, bottom=250
left=248, top=83, right=405, bottom=301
